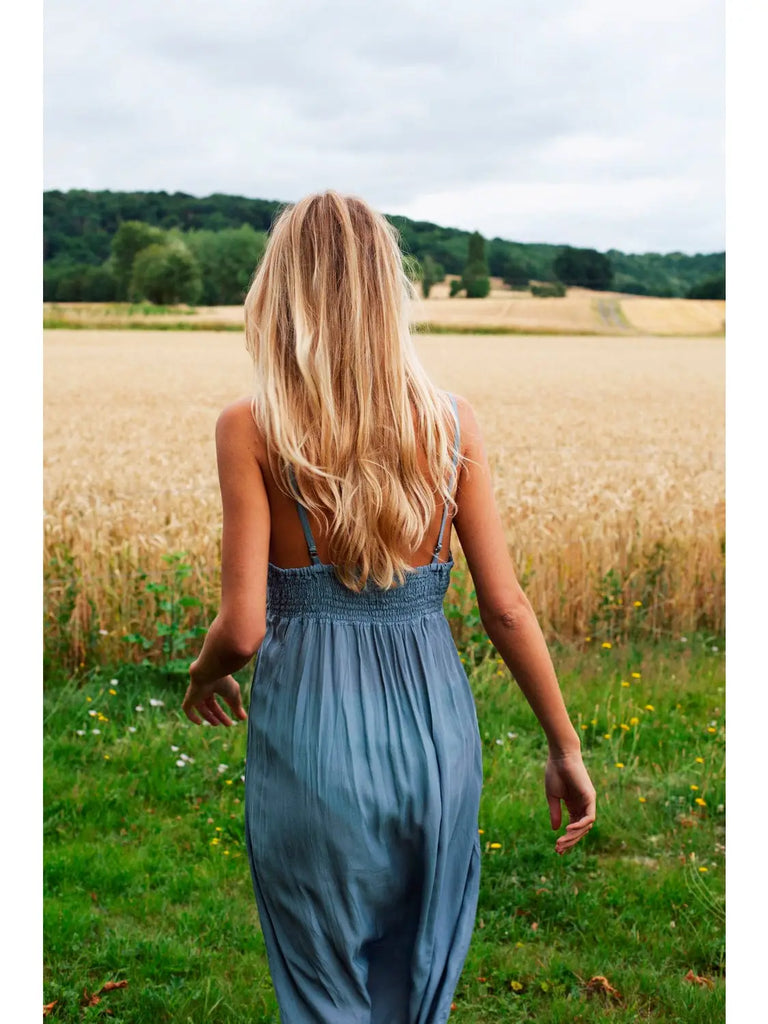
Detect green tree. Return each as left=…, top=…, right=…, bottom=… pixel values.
left=687, top=274, right=725, bottom=299
left=186, top=225, right=267, bottom=305
left=420, top=254, right=443, bottom=298
left=500, top=254, right=533, bottom=290
left=553, top=246, right=613, bottom=290
left=129, top=240, right=202, bottom=305
left=110, top=221, right=166, bottom=298
left=461, top=231, right=491, bottom=298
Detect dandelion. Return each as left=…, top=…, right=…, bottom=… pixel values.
left=644, top=704, right=654, bottom=712
left=104, top=754, right=110, bottom=760
left=489, top=842, right=502, bottom=849
left=223, top=850, right=230, bottom=855
left=215, top=826, right=223, bottom=832
left=510, top=980, right=524, bottom=991
left=210, top=837, right=219, bottom=845
left=621, top=681, right=630, bottom=688
left=601, top=642, right=612, bottom=649
left=620, top=723, right=630, bottom=731
left=591, top=718, right=597, bottom=725
left=629, top=716, right=639, bottom=726
left=707, top=727, right=717, bottom=734
left=580, top=723, right=588, bottom=730
left=638, top=796, right=646, bottom=803
left=604, top=733, right=611, bottom=739
left=108, top=689, right=117, bottom=696
left=86, top=696, right=92, bottom=702
left=585, top=636, right=592, bottom=642
left=135, top=705, right=144, bottom=712
left=149, top=698, right=164, bottom=707
left=225, top=779, right=233, bottom=785
left=690, top=784, right=699, bottom=790
left=615, top=762, right=625, bottom=769
left=631, top=672, right=641, bottom=679
left=695, top=798, right=707, bottom=807
left=698, top=866, right=709, bottom=872
left=634, top=600, right=642, bottom=608
left=695, top=756, right=704, bottom=764
left=478, top=829, right=485, bottom=835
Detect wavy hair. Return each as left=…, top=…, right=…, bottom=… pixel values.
left=244, top=190, right=467, bottom=592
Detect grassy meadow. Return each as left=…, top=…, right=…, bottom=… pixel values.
left=43, top=310, right=725, bottom=1021
left=44, top=639, right=724, bottom=1022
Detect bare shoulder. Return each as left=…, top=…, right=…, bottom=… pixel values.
left=449, top=391, right=483, bottom=463
left=215, top=396, right=266, bottom=460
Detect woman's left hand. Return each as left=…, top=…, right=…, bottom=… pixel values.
left=182, top=671, right=248, bottom=727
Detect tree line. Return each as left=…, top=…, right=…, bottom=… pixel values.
left=43, top=189, right=725, bottom=304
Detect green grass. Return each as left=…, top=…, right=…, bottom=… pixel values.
left=43, top=638, right=724, bottom=1022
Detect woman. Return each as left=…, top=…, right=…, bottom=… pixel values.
left=182, top=191, right=596, bottom=1023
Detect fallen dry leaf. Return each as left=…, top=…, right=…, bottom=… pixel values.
left=585, top=975, right=622, bottom=1001
left=43, top=1001, right=57, bottom=1017
left=684, top=969, right=714, bottom=989
left=531, top=921, right=539, bottom=931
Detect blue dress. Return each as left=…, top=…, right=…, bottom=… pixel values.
left=244, top=394, right=483, bottom=1024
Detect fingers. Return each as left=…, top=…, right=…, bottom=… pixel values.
left=547, top=795, right=562, bottom=831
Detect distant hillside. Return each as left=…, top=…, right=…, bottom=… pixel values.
left=43, top=189, right=725, bottom=300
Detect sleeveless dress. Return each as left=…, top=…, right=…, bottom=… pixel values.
left=244, top=394, right=483, bottom=1024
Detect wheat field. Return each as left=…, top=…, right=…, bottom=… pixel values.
left=43, top=329, right=724, bottom=666
left=43, top=287, right=725, bottom=337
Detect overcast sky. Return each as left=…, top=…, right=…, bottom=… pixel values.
left=43, top=0, right=724, bottom=254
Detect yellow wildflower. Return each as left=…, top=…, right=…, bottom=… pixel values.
left=620, top=723, right=630, bottom=731
left=698, top=866, right=708, bottom=872
left=86, top=696, right=92, bottom=702
left=695, top=757, right=704, bottom=764
left=644, top=704, right=654, bottom=712
left=615, top=762, right=625, bottom=768
left=489, top=842, right=502, bottom=849
left=602, top=642, right=612, bottom=649
left=621, top=681, right=630, bottom=688
left=109, top=688, right=117, bottom=695
left=690, top=785, right=699, bottom=791
left=634, top=600, right=642, bottom=607
left=604, top=733, right=611, bottom=739
left=707, top=727, right=717, bottom=734
left=591, top=718, right=597, bottom=725
left=695, top=798, right=707, bottom=807
left=638, top=796, right=646, bottom=803
left=103, top=754, right=110, bottom=760
left=580, top=724, right=588, bottom=730
left=629, top=717, right=639, bottom=726
left=478, top=829, right=484, bottom=835
left=631, top=672, right=641, bottom=679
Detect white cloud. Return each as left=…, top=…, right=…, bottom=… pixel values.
left=43, top=0, right=724, bottom=252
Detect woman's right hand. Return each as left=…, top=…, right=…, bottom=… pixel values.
left=545, top=750, right=597, bottom=855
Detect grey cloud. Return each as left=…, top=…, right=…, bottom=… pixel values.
left=43, top=0, right=724, bottom=252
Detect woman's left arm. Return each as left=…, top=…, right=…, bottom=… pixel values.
left=182, top=400, right=270, bottom=726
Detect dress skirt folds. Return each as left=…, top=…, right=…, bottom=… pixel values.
left=243, top=394, right=483, bottom=1024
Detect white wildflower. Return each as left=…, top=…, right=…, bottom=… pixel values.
left=149, top=698, right=165, bottom=707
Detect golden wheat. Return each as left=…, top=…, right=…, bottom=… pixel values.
left=44, top=329, right=724, bottom=666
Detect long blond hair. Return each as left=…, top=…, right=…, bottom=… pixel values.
left=244, top=190, right=466, bottom=592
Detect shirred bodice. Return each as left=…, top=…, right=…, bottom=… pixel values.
left=265, top=557, right=454, bottom=626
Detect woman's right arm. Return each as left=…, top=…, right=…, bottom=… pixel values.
left=451, top=395, right=596, bottom=853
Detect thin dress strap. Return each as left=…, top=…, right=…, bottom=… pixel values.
left=287, top=465, right=322, bottom=565
left=431, top=393, right=461, bottom=564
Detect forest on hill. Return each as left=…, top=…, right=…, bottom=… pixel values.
left=43, top=189, right=725, bottom=305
